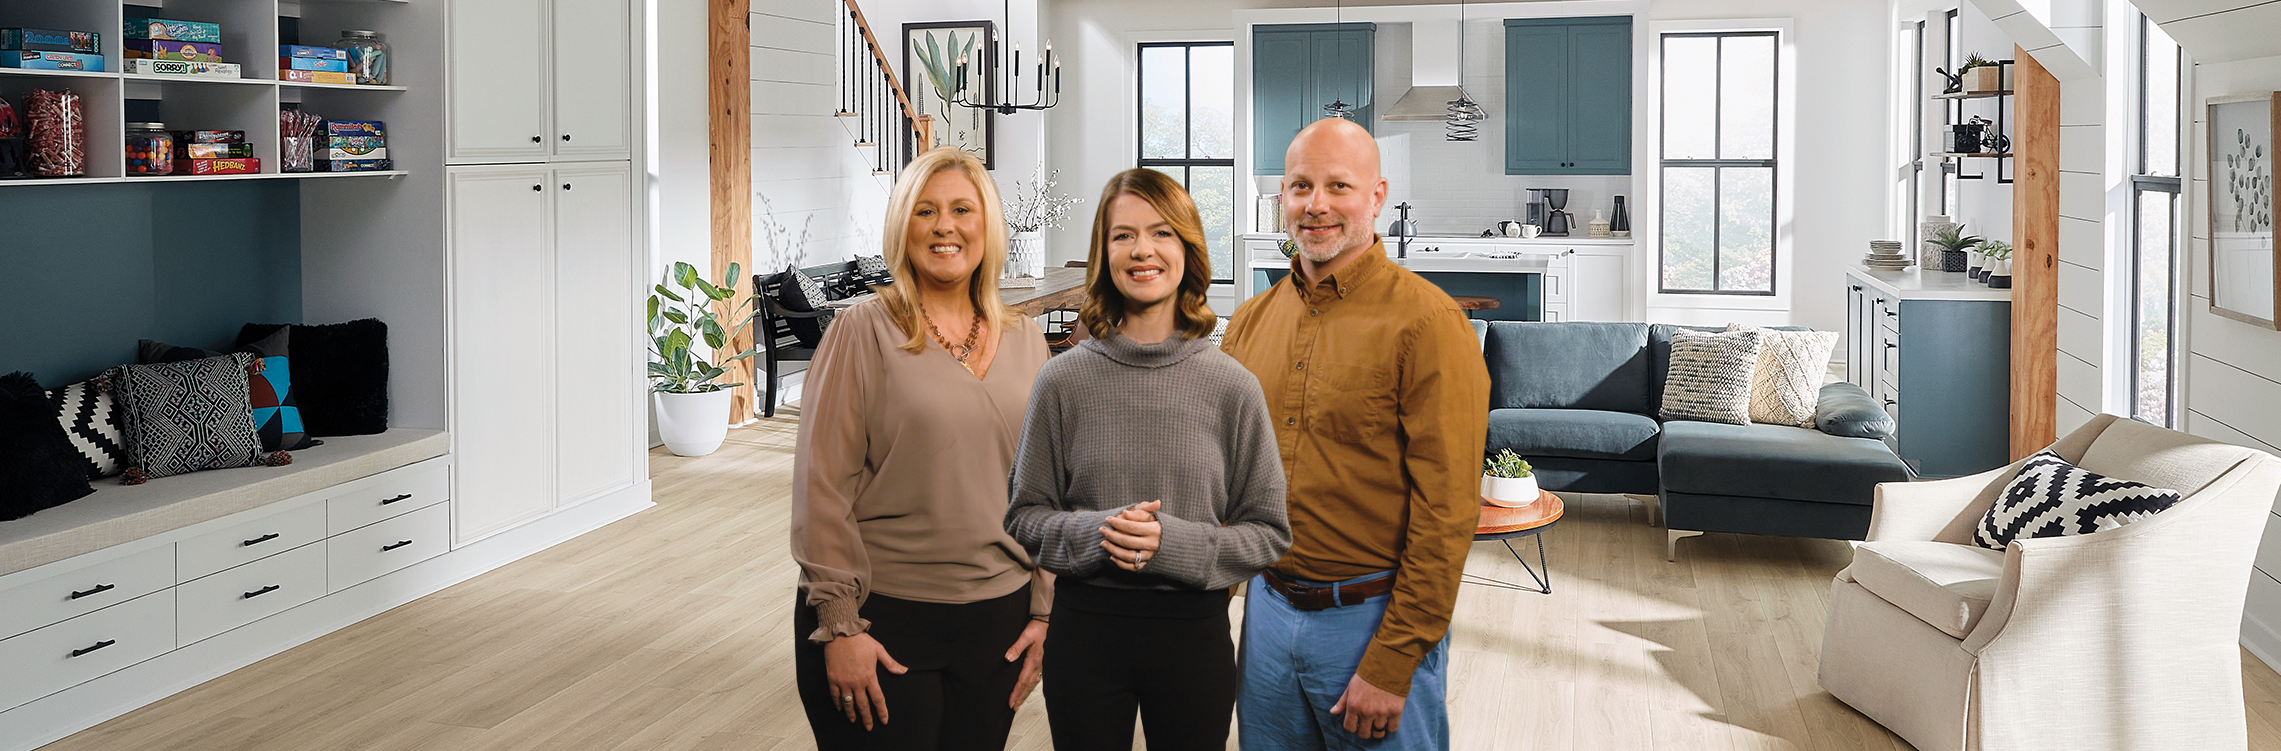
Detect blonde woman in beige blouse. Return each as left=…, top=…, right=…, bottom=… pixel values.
left=791, top=147, right=1053, bottom=751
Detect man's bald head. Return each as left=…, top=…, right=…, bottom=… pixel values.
left=1280, top=117, right=1389, bottom=270
left=1285, top=117, right=1381, bottom=183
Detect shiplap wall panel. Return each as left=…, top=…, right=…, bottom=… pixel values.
left=2059, top=123, right=2102, bottom=171
left=2059, top=352, right=2101, bottom=407
left=2057, top=394, right=2095, bottom=436
left=2191, top=354, right=2281, bottom=449
left=752, top=0, right=894, bottom=274
left=2059, top=216, right=2103, bottom=268
left=754, top=10, right=833, bottom=53
left=2058, top=304, right=2101, bottom=357
left=2188, top=408, right=2281, bottom=456
left=2057, top=169, right=2105, bottom=222
left=2058, top=260, right=2102, bottom=316
left=2193, top=306, right=2281, bottom=378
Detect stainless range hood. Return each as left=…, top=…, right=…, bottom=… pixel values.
left=1380, top=19, right=1471, bottom=121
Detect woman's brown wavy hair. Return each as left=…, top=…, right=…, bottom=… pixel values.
left=1078, top=169, right=1218, bottom=340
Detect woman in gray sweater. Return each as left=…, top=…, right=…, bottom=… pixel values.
left=1005, top=168, right=1291, bottom=751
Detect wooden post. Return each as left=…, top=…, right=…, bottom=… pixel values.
left=2010, top=46, right=2059, bottom=458
left=711, top=0, right=755, bottom=422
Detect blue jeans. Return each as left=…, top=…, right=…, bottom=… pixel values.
left=1239, top=572, right=1450, bottom=751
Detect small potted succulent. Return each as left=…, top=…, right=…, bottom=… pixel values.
left=1481, top=449, right=1540, bottom=508
left=1927, top=223, right=1983, bottom=273
left=1961, top=53, right=2003, bottom=93
left=1983, top=240, right=2014, bottom=288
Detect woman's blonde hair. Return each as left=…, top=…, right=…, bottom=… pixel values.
left=876, top=147, right=1019, bottom=354
left=1079, top=169, right=1218, bottom=341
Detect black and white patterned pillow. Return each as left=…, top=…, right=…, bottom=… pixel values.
left=855, top=255, right=889, bottom=276
left=1659, top=329, right=1761, bottom=425
left=115, top=353, right=287, bottom=485
left=1974, top=451, right=2183, bottom=549
left=48, top=373, right=128, bottom=479
left=776, top=264, right=835, bottom=347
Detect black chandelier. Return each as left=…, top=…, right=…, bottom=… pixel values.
left=951, top=0, right=1060, bottom=114
left=1446, top=0, right=1485, bottom=141
left=1322, top=0, right=1352, bottom=119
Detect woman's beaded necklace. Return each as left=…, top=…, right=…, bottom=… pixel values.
left=920, top=304, right=984, bottom=376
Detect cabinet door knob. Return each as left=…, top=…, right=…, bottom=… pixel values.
left=532, top=185, right=543, bottom=192
left=561, top=134, right=571, bottom=141
left=530, top=135, right=541, bottom=143
left=1884, top=342, right=1897, bottom=349
left=562, top=183, right=572, bottom=191
left=1883, top=310, right=1898, bottom=318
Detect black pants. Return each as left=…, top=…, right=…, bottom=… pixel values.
left=1042, top=582, right=1238, bottom=751
left=794, top=586, right=1030, bottom=751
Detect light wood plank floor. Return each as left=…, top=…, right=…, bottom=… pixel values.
left=41, top=407, right=2281, bottom=750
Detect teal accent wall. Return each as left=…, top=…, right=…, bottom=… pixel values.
left=0, top=182, right=303, bottom=386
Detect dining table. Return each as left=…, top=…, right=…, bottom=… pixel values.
left=824, top=265, right=1089, bottom=318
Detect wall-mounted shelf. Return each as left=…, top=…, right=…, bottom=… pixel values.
left=1933, top=61, right=2013, bottom=184
left=1930, top=152, right=2013, bottom=159
left=0, top=170, right=407, bottom=186
left=1932, top=90, right=2013, bottom=100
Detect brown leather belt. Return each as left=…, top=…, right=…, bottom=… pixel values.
left=1261, top=568, right=1395, bottom=611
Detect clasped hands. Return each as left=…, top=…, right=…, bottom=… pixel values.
left=1100, top=500, right=1163, bottom=572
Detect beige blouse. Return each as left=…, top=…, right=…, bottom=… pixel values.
left=791, top=298, right=1053, bottom=641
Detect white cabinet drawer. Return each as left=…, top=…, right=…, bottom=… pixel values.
left=177, top=542, right=327, bottom=646
left=178, top=499, right=328, bottom=584
left=0, top=545, right=173, bottom=641
left=0, top=589, right=174, bottom=712
left=329, top=503, right=449, bottom=593
left=329, top=461, right=449, bottom=535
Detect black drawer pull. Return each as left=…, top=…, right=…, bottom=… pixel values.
left=244, top=584, right=282, bottom=599
left=379, top=493, right=413, bottom=506
left=382, top=540, right=415, bottom=552
left=243, top=533, right=281, bottom=547
left=1883, top=310, right=1898, bottom=318
left=70, top=640, right=116, bottom=658
left=1884, top=342, right=1898, bottom=349
left=68, top=583, right=116, bottom=600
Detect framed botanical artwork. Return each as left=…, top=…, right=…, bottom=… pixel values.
left=904, top=21, right=996, bottom=169
left=2208, top=92, right=2279, bottom=328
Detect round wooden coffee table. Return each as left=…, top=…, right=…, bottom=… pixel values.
left=1450, top=295, right=1502, bottom=320
left=1468, top=490, right=1563, bottom=594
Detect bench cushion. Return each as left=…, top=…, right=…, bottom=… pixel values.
left=1482, top=321, right=1650, bottom=413
left=1847, top=540, right=2005, bottom=639
left=1487, top=408, right=1660, bottom=462
left=1658, top=420, right=1909, bottom=506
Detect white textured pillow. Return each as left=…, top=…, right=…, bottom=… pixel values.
left=1661, top=329, right=1761, bottom=425
left=1726, top=324, right=1841, bottom=428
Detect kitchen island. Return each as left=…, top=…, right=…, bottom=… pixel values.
left=1239, top=233, right=1634, bottom=321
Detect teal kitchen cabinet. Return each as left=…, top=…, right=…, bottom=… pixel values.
left=1252, top=23, right=1374, bottom=175
left=1504, top=16, right=1631, bottom=175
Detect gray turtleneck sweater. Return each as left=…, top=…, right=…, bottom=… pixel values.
left=1004, top=331, right=1291, bottom=592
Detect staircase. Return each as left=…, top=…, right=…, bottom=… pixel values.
left=837, top=0, right=933, bottom=177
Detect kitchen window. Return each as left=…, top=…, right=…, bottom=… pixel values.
left=2130, top=14, right=2183, bottom=426
left=1659, top=31, right=1779, bottom=295
left=1137, top=41, right=1235, bottom=283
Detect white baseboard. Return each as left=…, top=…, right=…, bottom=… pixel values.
left=0, top=485, right=652, bottom=751
left=2246, top=610, right=2281, bottom=675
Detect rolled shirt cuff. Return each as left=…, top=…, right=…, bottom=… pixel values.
left=806, top=597, right=871, bottom=643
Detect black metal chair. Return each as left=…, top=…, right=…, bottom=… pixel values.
left=752, top=269, right=825, bottom=418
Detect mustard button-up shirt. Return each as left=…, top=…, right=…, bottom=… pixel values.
left=1221, top=240, right=1491, bottom=696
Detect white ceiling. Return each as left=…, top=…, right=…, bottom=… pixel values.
left=2131, top=0, right=2281, bottom=63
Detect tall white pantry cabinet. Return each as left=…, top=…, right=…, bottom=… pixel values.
left=445, top=0, right=645, bottom=545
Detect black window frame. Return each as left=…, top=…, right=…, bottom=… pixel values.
left=2129, top=14, right=2184, bottom=427
left=1136, top=41, right=1237, bottom=284
left=1657, top=30, right=1781, bottom=296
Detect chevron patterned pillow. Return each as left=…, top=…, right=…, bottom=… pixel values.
left=47, top=373, right=128, bottom=479
left=1974, top=451, right=2183, bottom=550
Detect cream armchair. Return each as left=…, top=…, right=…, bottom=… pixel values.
left=1818, top=414, right=2281, bottom=751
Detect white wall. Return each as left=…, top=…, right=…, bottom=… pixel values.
left=650, top=0, right=711, bottom=443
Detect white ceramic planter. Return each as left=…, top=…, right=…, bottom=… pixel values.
left=1007, top=231, right=1046, bottom=279
left=654, top=389, right=732, bottom=457
left=1480, top=474, right=1540, bottom=508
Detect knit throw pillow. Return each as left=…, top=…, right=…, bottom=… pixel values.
left=1974, top=451, right=2183, bottom=550
left=48, top=372, right=128, bottom=479
left=115, top=353, right=289, bottom=485
left=1726, top=324, right=1840, bottom=428
left=1659, top=329, right=1761, bottom=425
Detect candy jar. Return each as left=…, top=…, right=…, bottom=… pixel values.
left=333, top=30, right=391, bottom=86
left=125, top=122, right=173, bottom=176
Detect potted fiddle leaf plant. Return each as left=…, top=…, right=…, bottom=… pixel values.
left=1928, top=223, right=1983, bottom=273
left=1961, top=53, right=2003, bottom=93
left=1983, top=240, right=2014, bottom=288
left=1481, top=449, right=1540, bottom=508
left=649, top=260, right=760, bottom=457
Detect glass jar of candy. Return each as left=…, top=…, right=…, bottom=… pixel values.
left=334, top=30, right=391, bottom=86
left=125, top=122, right=173, bottom=176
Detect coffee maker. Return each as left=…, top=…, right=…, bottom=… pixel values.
left=1525, top=188, right=1573, bottom=237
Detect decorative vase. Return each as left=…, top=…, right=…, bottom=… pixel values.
left=1480, top=474, right=1540, bottom=508
left=1967, top=249, right=1984, bottom=279
left=1587, top=209, right=1611, bottom=238
left=1919, top=215, right=1956, bottom=268
left=654, top=389, right=732, bottom=457
left=1941, top=249, right=1968, bottom=272
left=1989, top=259, right=2013, bottom=288
left=1610, top=195, right=1630, bottom=238
left=1006, top=231, right=1046, bottom=279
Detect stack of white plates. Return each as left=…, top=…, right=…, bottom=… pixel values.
left=1864, top=240, right=1910, bottom=268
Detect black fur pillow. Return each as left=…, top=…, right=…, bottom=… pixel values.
left=237, top=319, right=389, bottom=436
left=2, top=371, right=96, bottom=520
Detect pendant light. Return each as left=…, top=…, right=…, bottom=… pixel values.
left=1445, top=0, right=1485, bottom=141
left=1322, top=0, right=1353, bottom=119
left=950, top=0, right=1061, bottom=114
